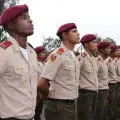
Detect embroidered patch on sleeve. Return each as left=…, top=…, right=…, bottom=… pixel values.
left=57, top=48, right=64, bottom=55
left=50, top=55, right=57, bottom=62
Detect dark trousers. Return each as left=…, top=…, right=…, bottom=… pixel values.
left=108, top=83, right=117, bottom=120
left=115, top=83, right=120, bottom=120
left=34, top=88, right=44, bottom=120
left=77, top=89, right=98, bottom=120
left=95, top=89, right=109, bottom=120
left=44, top=98, right=76, bottom=120
left=34, top=100, right=44, bottom=120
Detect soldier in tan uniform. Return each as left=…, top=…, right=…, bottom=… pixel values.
left=38, top=23, right=80, bottom=120
left=0, top=4, right=41, bottom=120
left=114, top=46, right=120, bottom=119
left=34, top=46, right=46, bottom=120
left=95, top=41, right=111, bottom=120
left=106, top=45, right=118, bottom=120
left=77, top=34, right=98, bottom=120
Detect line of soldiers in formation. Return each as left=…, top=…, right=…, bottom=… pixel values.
left=35, top=35, right=120, bottom=120
left=0, top=3, right=120, bottom=120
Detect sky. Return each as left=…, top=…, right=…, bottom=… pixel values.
left=20, top=0, right=120, bottom=47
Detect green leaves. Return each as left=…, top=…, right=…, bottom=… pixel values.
left=42, top=36, right=61, bottom=53
left=0, top=0, right=19, bottom=42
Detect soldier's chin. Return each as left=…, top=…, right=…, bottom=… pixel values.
left=76, top=40, right=80, bottom=44
left=27, top=31, right=34, bottom=36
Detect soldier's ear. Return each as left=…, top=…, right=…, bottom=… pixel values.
left=6, top=22, right=14, bottom=30
left=84, top=43, right=89, bottom=48
left=62, top=32, right=68, bottom=39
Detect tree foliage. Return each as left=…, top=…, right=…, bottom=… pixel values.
left=94, top=33, right=102, bottom=43
left=4, top=0, right=19, bottom=8
left=0, top=0, right=5, bottom=14
left=105, top=37, right=116, bottom=45
left=0, top=0, right=19, bottom=42
left=42, top=36, right=61, bottom=53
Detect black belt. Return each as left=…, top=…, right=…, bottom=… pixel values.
left=48, top=98, right=75, bottom=103
left=98, top=89, right=109, bottom=91
left=117, top=82, right=120, bottom=85
left=109, top=83, right=117, bottom=86
left=79, top=89, right=97, bottom=93
left=0, top=118, right=32, bottom=120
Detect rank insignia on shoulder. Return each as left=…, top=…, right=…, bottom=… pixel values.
left=81, top=52, right=87, bottom=57
left=0, top=40, right=11, bottom=49
left=57, top=48, right=64, bottom=55
left=50, top=55, right=57, bottom=62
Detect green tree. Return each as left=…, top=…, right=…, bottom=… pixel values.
left=75, top=44, right=83, bottom=54
left=105, top=37, right=116, bottom=45
left=95, top=33, right=102, bottom=43
left=0, top=0, right=19, bottom=42
left=0, top=0, right=5, bottom=14
left=42, top=36, right=61, bottom=53
left=4, top=0, right=19, bottom=8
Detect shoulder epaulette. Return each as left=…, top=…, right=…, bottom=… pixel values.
left=81, top=52, right=87, bottom=58
left=57, top=48, right=64, bottom=55
left=0, top=40, right=11, bottom=49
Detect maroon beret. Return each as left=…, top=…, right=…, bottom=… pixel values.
left=80, top=34, right=96, bottom=43
left=35, top=46, right=45, bottom=53
left=0, top=4, right=28, bottom=25
left=110, top=45, right=118, bottom=52
left=98, top=41, right=110, bottom=50
left=56, top=23, right=77, bottom=36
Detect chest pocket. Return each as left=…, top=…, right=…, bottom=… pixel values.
left=101, top=65, right=108, bottom=77
left=4, top=66, right=28, bottom=87
left=85, top=67, right=91, bottom=72
left=102, top=67, right=107, bottom=72
left=58, top=60, right=74, bottom=77
left=34, top=64, right=41, bottom=72
left=102, top=64, right=107, bottom=72
left=109, top=63, right=115, bottom=73
left=14, top=66, right=27, bottom=75
left=84, top=62, right=93, bottom=73
left=63, top=62, right=73, bottom=70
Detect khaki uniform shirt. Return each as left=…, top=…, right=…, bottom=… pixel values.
left=115, top=58, right=120, bottom=82
left=37, top=62, right=44, bottom=83
left=41, top=43, right=80, bottom=100
left=78, top=51, right=98, bottom=91
left=97, top=56, right=109, bottom=90
left=0, top=37, right=41, bottom=119
left=106, top=57, right=117, bottom=83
